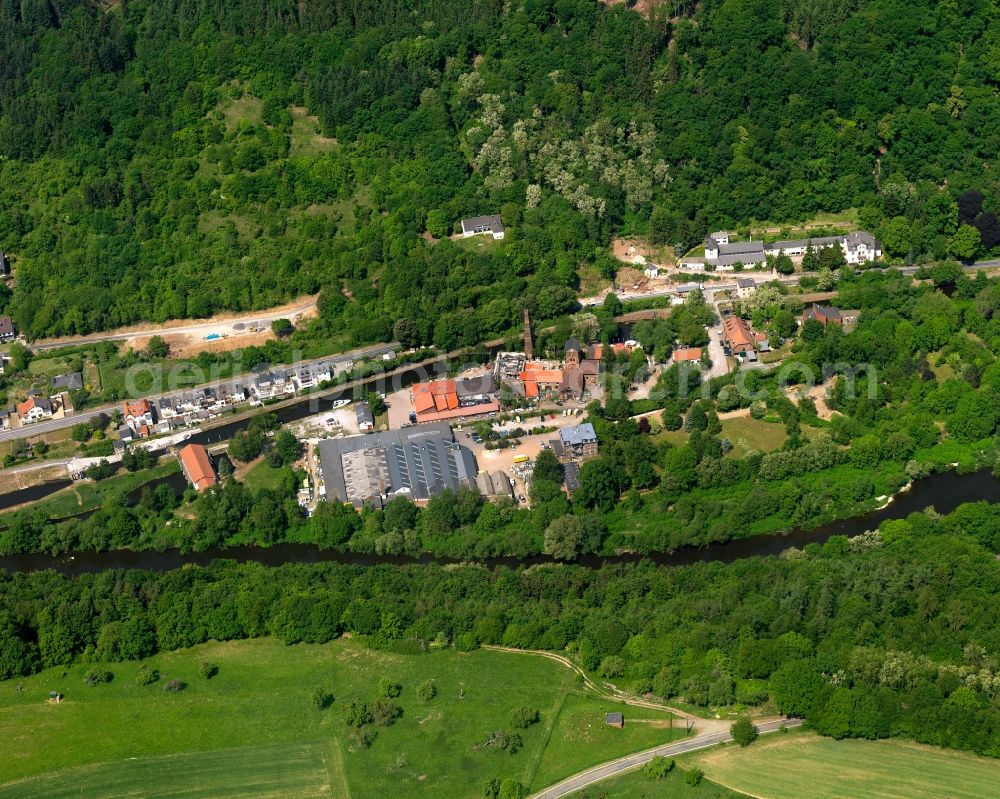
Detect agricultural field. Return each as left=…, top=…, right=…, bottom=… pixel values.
left=0, top=638, right=676, bottom=799
left=569, top=765, right=747, bottom=799
left=684, top=731, right=1000, bottom=799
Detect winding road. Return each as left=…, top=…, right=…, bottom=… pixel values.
left=482, top=646, right=799, bottom=799
left=530, top=717, right=801, bottom=799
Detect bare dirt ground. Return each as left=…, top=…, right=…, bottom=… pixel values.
left=34, top=294, right=319, bottom=353
left=612, top=237, right=672, bottom=265
left=599, top=0, right=663, bottom=19
left=786, top=383, right=835, bottom=420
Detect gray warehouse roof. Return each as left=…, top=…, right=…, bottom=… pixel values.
left=318, top=421, right=477, bottom=507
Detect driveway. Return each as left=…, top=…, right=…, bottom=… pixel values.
left=704, top=326, right=730, bottom=380
left=529, top=717, right=802, bottom=799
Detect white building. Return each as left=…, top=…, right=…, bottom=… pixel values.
left=17, top=396, right=52, bottom=424
left=735, top=277, right=756, bottom=299
left=460, top=214, right=505, bottom=240
left=763, top=231, right=882, bottom=265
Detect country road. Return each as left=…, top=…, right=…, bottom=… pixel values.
left=529, top=718, right=802, bottom=799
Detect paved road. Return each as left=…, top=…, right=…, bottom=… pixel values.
left=26, top=296, right=319, bottom=352
left=530, top=717, right=802, bottom=799
left=0, top=342, right=397, bottom=444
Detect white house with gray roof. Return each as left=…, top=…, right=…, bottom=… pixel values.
left=460, top=214, right=505, bottom=240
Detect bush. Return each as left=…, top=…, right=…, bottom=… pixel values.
left=313, top=687, right=333, bottom=711
left=731, top=717, right=759, bottom=746
left=643, top=756, right=675, bottom=779
left=370, top=699, right=401, bottom=727
left=83, top=669, right=113, bottom=686
left=685, top=767, right=704, bottom=786
left=350, top=726, right=375, bottom=749
left=750, top=401, right=766, bottom=420
left=377, top=677, right=402, bottom=698
left=135, top=666, right=159, bottom=686
left=199, top=661, right=218, bottom=679
left=600, top=655, right=626, bottom=678
left=485, top=729, right=522, bottom=754
left=509, top=706, right=539, bottom=729
left=498, top=779, right=527, bottom=799
left=163, top=679, right=186, bottom=693
left=417, top=680, right=436, bottom=702
left=344, top=699, right=370, bottom=728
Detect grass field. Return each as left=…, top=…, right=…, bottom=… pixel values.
left=239, top=458, right=289, bottom=491
left=528, top=693, right=684, bottom=791
left=569, top=764, right=747, bottom=798
left=0, top=638, right=675, bottom=798
left=652, top=416, right=793, bottom=457
left=684, top=731, right=1000, bottom=799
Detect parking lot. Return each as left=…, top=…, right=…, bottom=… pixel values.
left=453, top=407, right=589, bottom=506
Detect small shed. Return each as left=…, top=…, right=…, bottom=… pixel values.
left=47, top=690, right=63, bottom=703
left=605, top=712, right=624, bottom=728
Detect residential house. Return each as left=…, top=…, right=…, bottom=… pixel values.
left=123, top=399, right=156, bottom=437
left=355, top=401, right=375, bottom=432
left=672, top=347, right=702, bottom=363
left=178, top=444, right=217, bottom=492
left=460, top=214, right=505, bottom=240
left=841, top=232, right=882, bottom=264
left=722, top=315, right=755, bottom=354
left=802, top=303, right=842, bottom=327
left=51, top=372, right=84, bottom=392
left=551, top=423, right=599, bottom=463
left=735, top=277, right=756, bottom=299
left=643, top=266, right=660, bottom=279
left=0, top=315, right=15, bottom=343
left=17, top=395, right=52, bottom=424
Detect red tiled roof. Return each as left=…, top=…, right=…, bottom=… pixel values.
left=413, top=380, right=460, bottom=417
left=523, top=381, right=539, bottom=398
left=179, top=444, right=217, bottom=492
left=673, top=347, right=702, bottom=362
left=722, top=316, right=754, bottom=351
left=518, top=369, right=562, bottom=384
left=124, top=399, right=151, bottom=417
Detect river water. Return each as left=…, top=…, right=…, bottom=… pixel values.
left=1, top=468, right=997, bottom=577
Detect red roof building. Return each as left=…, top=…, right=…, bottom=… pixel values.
left=673, top=347, right=702, bottom=362
left=722, top=316, right=755, bottom=353
left=178, top=444, right=217, bottom=492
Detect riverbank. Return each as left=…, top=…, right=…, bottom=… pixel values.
left=2, top=468, right=997, bottom=576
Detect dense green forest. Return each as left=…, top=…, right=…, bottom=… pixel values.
left=4, top=501, right=1000, bottom=757
left=1, top=0, right=999, bottom=338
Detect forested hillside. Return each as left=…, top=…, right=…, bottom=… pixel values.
left=0, top=0, right=998, bottom=338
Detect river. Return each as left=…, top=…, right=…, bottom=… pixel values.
left=1, top=468, right=997, bottom=577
